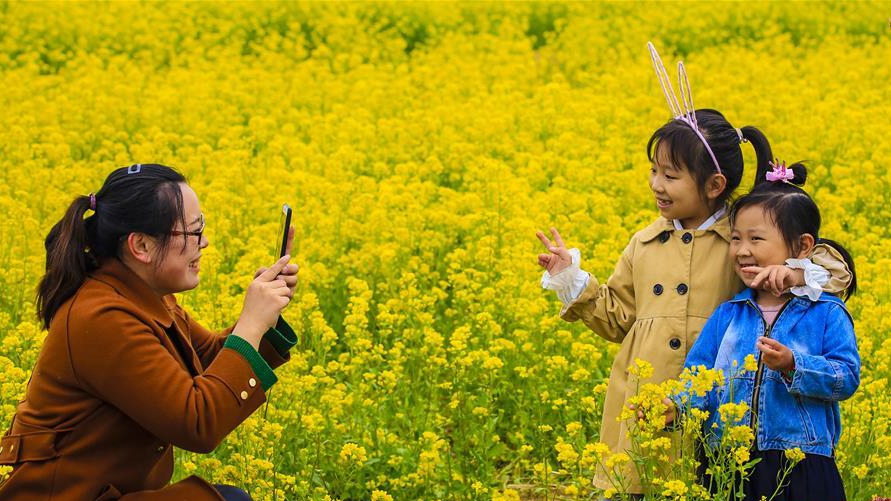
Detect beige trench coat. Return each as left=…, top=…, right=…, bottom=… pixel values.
left=561, top=214, right=850, bottom=493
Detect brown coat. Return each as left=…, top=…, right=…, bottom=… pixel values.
left=0, top=258, right=292, bottom=500
left=561, top=214, right=851, bottom=493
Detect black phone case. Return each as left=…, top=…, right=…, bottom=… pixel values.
left=279, top=206, right=292, bottom=258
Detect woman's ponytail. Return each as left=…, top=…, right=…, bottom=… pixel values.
left=35, top=164, right=188, bottom=330
left=37, top=196, right=96, bottom=329
left=740, top=126, right=774, bottom=188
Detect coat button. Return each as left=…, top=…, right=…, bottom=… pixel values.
left=249, top=378, right=257, bottom=388
left=653, top=284, right=663, bottom=295
left=156, top=445, right=165, bottom=452
left=241, top=391, right=249, bottom=400
left=658, top=231, right=670, bottom=243
left=669, top=338, right=682, bottom=350
left=677, top=283, right=688, bottom=295
left=682, top=232, right=693, bottom=244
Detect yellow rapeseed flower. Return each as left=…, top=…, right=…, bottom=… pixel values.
left=784, top=448, right=806, bottom=463
left=338, top=443, right=367, bottom=465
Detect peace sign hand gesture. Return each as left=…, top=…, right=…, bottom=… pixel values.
left=536, top=227, right=573, bottom=275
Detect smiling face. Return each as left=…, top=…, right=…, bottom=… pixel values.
left=730, top=204, right=793, bottom=284
left=649, top=147, right=714, bottom=228
left=150, top=182, right=208, bottom=294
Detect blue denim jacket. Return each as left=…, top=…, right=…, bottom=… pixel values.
left=680, top=288, right=859, bottom=457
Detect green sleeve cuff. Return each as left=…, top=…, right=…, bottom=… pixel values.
left=263, top=316, right=297, bottom=357
left=223, top=334, right=278, bottom=391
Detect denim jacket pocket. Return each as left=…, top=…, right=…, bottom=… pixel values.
left=792, top=395, right=818, bottom=445
left=763, top=372, right=817, bottom=447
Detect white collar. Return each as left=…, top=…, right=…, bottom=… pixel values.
left=673, top=206, right=727, bottom=231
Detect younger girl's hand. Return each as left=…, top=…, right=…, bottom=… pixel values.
left=536, top=227, right=573, bottom=275
left=742, top=265, right=805, bottom=297
left=756, top=337, right=794, bottom=372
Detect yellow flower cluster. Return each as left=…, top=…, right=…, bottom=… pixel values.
left=718, top=402, right=749, bottom=427
left=627, top=358, right=654, bottom=382
left=1, top=2, right=889, bottom=500
left=784, top=448, right=806, bottom=464
left=338, top=443, right=368, bottom=465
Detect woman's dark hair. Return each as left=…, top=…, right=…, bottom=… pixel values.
left=729, top=162, right=857, bottom=301
left=36, top=164, right=188, bottom=329
left=647, top=109, right=775, bottom=209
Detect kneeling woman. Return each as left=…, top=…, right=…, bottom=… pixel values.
left=0, top=164, right=298, bottom=500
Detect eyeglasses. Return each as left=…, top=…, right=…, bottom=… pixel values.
left=170, top=214, right=205, bottom=242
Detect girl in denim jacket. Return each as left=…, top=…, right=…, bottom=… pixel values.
left=669, top=161, right=859, bottom=501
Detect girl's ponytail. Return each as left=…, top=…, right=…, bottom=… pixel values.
left=37, top=196, right=96, bottom=329
left=817, top=238, right=858, bottom=301
left=740, top=126, right=774, bottom=187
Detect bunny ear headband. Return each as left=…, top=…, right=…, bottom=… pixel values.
left=647, top=42, right=723, bottom=175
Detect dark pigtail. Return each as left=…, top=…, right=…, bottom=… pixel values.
left=740, top=126, right=776, bottom=188
left=786, top=162, right=808, bottom=186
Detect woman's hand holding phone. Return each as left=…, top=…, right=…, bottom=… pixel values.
left=233, top=207, right=299, bottom=350
left=254, top=225, right=299, bottom=295
left=234, top=254, right=294, bottom=350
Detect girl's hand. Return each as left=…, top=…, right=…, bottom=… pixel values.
left=629, top=398, right=677, bottom=427
left=662, top=397, right=677, bottom=426
left=536, top=227, right=573, bottom=275
left=742, top=265, right=805, bottom=297
left=756, top=337, right=795, bottom=372
left=235, top=255, right=293, bottom=349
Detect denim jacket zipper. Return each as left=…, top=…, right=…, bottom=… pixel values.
left=746, top=298, right=792, bottom=446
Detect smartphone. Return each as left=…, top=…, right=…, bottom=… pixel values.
left=275, top=203, right=292, bottom=258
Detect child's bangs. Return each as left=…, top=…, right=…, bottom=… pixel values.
left=646, top=121, right=708, bottom=180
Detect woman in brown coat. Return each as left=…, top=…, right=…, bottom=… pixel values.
left=0, top=164, right=298, bottom=500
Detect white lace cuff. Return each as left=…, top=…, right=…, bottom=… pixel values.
left=786, top=258, right=830, bottom=301
left=541, top=248, right=591, bottom=305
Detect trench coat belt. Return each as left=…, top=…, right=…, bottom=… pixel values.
left=0, top=429, right=65, bottom=464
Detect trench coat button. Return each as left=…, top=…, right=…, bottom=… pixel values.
left=658, top=231, right=670, bottom=243
left=653, top=284, right=663, bottom=295
left=156, top=445, right=165, bottom=453
left=677, top=283, right=689, bottom=295
left=240, top=391, right=249, bottom=400
left=249, top=378, right=257, bottom=388
left=682, top=232, right=693, bottom=244
left=669, top=338, right=682, bottom=350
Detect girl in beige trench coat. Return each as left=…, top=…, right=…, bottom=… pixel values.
left=0, top=164, right=299, bottom=501
left=536, top=110, right=851, bottom=494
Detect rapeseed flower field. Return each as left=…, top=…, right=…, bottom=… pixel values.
left=1, top=1, right=890, bottom=499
